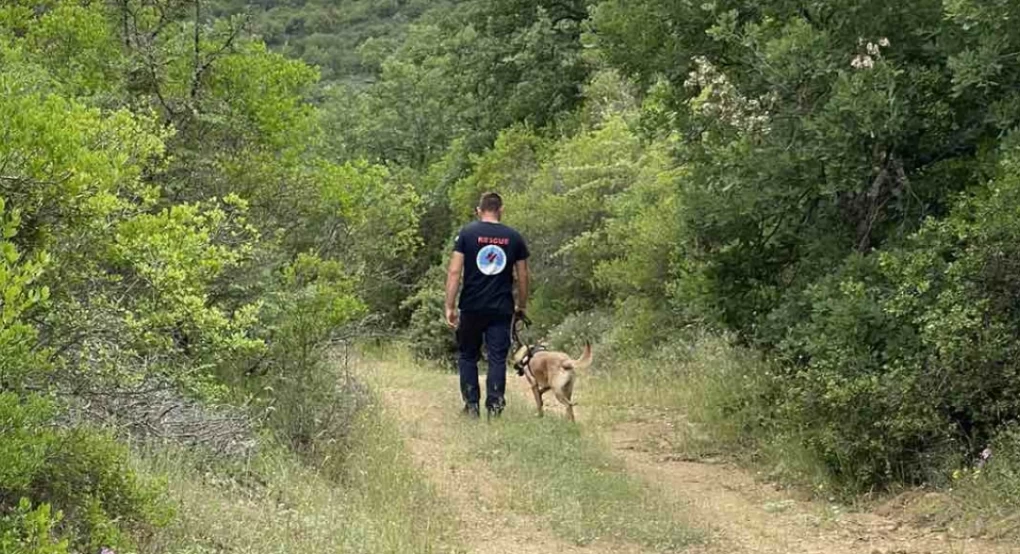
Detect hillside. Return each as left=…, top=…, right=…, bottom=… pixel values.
left=208, top=0, right=450, bottom=83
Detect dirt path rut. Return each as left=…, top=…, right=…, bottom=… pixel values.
left=608, top=419, right=1015, bottom=554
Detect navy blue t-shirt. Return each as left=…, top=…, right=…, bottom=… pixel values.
left=454, top=221, right=529, bottom=314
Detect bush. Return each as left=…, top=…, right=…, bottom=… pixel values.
left=401, top=264, right=457, bottom=365
left=0, top=499, right=69, bottom=554
left=0, top=393, right=171, bottom=552
left=238, top=253, right=368, bottom=454
left=768, top=256, right=945, bottom=489
left=544, top=308, right=614, bottom=354
left=752, top=139, right=1020, bottom=492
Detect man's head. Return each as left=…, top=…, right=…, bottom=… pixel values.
left=476, top=191, right=503, bottom=220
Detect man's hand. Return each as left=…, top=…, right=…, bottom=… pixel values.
left=514, top=259, right=529, bottom=320
left=445, top=251, right=464, bottom=329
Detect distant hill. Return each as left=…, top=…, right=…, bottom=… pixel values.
left=210, top=0, right=447, bottom=83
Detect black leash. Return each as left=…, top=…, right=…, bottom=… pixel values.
left=511, top=310, right=531, bottom=347
left=511, top=311, right=543, bottom=377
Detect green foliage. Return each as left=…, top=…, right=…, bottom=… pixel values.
left=748, top=139, right=1020, bottom=489
left=206, top=43, right=320, bottom=148
left=325, top=0, right=590, bottom=169
left=402, top=264, right=457, bottom=363
left=209, top=0, right=441, bottom=83
left=0, top=393, right=172, bottom=552
left=559, top=0, right=1020, bottom=493
left=1, top=0, right=416, bottom=549
left=0, top=200, right=50, bottom=390
left=10, top=0, right=1020, bottom=538
left=104, top=198, right=263, bottom=394
left=1, top=1, right=121, bottom=97
left=0, top=498, right=69, bottom=554
left=448, top=126, right=549, bottom=222
left=247, top=254, right=367, bottom=451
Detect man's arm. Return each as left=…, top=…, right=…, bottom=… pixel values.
left=515, top=259, right=529, bottom=314
left=444, top=251, right=464, bottom=328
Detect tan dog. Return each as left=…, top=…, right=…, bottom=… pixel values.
left=510, top=343, right=592, bottom=421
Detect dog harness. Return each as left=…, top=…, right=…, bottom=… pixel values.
left=513, top=344, right=546, bottom=376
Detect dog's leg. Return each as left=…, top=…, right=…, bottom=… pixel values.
left=532, top=384, right=544, bottom=417
left=553, top=389, right=575, bottom=422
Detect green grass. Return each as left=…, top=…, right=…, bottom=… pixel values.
left=585, top=335, right=768, bottom=448
left=932, top=426, right=1020, bottom=539
left=469, top=405, right=697, bottom=550
left=583, top=334, right=839, bottom=492
left=137, top=389, right=460, bottom=554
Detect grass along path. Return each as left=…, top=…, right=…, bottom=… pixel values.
left=361, top=347, right=699, bottom=554
left=577, top=340, right=1020, bottom=554
left=139, top=388, right=460, bottom=554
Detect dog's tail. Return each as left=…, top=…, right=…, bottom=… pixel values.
left=563, top=342, right=592, bottom=371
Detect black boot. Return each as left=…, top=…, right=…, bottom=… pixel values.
left=485, top=400, right=504, bottom=421
left=462, top=402, right=480, bottom=418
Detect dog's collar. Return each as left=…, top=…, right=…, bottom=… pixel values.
left=514, top=344, right=546, bottom=376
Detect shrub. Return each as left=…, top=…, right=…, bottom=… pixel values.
left=0, top=393, right=172, bottom=552
left=756, top=139, right=1020, bottom=492
left=401, top=264, right=457, bottom=365
left=0, top=499, right=69, bottom=554
left=241, top=253, right=368, bottom=454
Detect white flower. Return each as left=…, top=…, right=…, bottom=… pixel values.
left=851, top=55, right=875, bottom=70
left=879, top=37, right=891, bottom=47
left=867, top=42, right=880, bottom=56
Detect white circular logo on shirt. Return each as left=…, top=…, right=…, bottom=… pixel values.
left=476, top=244, right=508, bottom=275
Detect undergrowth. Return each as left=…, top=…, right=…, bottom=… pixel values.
left=577, top=322, right=1020, bottom=538
left=138, top=385, right=459, bottom=554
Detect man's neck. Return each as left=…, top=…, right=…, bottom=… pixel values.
left=479, top=213, right=500, bottom=223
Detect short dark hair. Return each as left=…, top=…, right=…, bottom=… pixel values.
left=478, top=191, right=503, bottom=213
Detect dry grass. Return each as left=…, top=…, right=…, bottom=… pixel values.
left=137, top=386, right=461, bottom=554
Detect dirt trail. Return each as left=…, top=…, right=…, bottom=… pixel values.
left=368, top=358, right=652, bottom=554
left=370, top=357, right=1018, bottom=554
left=607, top=419, right=1016, bottom=554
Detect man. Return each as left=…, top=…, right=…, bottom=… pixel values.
left=445, top=192, right=530, bottom=419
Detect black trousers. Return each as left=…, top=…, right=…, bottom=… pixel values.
left=456, top=311, right=512, bottom=410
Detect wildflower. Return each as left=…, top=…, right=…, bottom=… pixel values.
left=977, top=447, right=993, bottom=468
left=866, top=42, right=880, bottom=56
left=879, top=37, right=891, bottom=47
left=851, top=55, right=875, bottom=70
